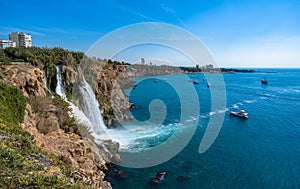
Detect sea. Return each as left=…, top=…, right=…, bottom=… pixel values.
left=105, top=69, right=300, bottom=189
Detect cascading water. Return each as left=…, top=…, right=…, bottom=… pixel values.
left=54, top=65, right=108, bottom=140
left=43, top=72, right=51, bottom=92
left=54, top=65, right=94, bottom=134
left=55, top=65, right=66, bottom=99
left=77, top=77, right=107, bottom=135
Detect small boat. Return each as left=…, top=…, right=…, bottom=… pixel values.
left=193, top=80, right=199, bottom=84
left=261, top=77, right=268, bottom=84
left=230, top=110, right=249, bottom=119
left=154, top=80, right=158, bottom=83
left=207, top=83, right=210, bottom=87
left=150, top=171, right=167, bottom=185
left=261, top=79, right=268, bottom=84
left=202, top=78, right=206, bottom=81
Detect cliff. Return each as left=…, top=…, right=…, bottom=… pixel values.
left=1, top=65, right=47, bottom=97
left=74, top=60, right=134, bottom=127
left=0, top=64, right=112, bottom=188
left=96, top=64, right=134, bottom=126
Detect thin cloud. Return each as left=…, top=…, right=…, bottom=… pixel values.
left=161, top=4, right=176, bottom=14
left=135, top=12, right=161, bottom=22
left=110, top=0, right=162, bottom=22
left=30, top=26, right=70, bottom=34
left=0, top=26, right=44, bottom=36
left=30, top=26, right=104, bottom=37
left=160, top=3, right=188, bottom=28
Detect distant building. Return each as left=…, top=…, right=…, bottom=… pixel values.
left=9, top=32, right=32, bottom=47
left=141, top=58, right=145, bottom=64
left=205, top=64, right=214, bottom=69
left=0, top=39, right=16, bottom=49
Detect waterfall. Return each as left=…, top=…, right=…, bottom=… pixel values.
left=77, top=77, right=107, bottom=135
left=55, top=65, right=66, bottom=99
left=43, top=72, right=51, bottom=93
left=54, top=65, right=94, bottom=134
left=54, top=65, right=107, bottom=139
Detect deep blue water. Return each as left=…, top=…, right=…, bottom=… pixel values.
left=106, top=69, right=300, bottom=189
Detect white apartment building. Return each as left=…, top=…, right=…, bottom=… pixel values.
left=0, top=39, right=16, bottom=49
left=9, top=32, right=32, bottom=47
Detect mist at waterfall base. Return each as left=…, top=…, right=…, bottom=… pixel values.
left=106, top=69, right=300, bottom=189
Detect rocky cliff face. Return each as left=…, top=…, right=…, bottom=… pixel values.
left=0, top=64, right=112, bottom=188
left=96, top=65, right=134, bottom=126
left=0, top=65, right=47, bottom=97
left=76, top=61, right=134, bottom=127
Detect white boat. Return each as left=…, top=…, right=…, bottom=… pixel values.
left=230, top=110, right=249, bottom=119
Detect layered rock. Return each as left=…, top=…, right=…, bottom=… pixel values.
left=78, top=61, right=134, bottom=127
left=1, top=64, right=112, bottom=188
left=0, top=65, right=47, bottom=97
left=97, top=65, right=134, bottom=126
left=21, top=107, right=111, bottom=188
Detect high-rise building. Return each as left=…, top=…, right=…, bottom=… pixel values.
left=0, top=39, right=16, bottom=49
left=9, top=32, right=32, bottom=47
left=141, top=58, right=145, bottom=64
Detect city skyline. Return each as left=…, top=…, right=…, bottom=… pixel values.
left=1, top=0, right=300, bottom=67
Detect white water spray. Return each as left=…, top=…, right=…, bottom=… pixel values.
left=55, top=66, right=66, bottom=99
left=43, top=72, right=51, bottom=93
left=54, top=65, right=94, bottom=133
left=77, top=77, right=107, bottom=135
left=55, top=65, right=108, bottom=140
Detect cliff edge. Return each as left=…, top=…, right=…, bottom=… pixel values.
left=0, top=64, right=112, bottom=188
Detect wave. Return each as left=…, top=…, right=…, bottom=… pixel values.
left=232, top=102, right=243, bottom=109
left=186, top=116, right=198, bottom=123
left=244, top=100, right=257, bottom=104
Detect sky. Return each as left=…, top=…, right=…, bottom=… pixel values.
left=1, top=0, right=300, bottom=67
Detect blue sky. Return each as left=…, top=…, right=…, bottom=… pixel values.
left=1, top=0, right=300, bottom=67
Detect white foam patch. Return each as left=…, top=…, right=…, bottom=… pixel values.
left=232, top=104, right=239, bottom=109
left=244, top=100, right=257, bottom=104
left=102, top=121, right=193, bottom=152
left=209, top=108, right=229, bottom=116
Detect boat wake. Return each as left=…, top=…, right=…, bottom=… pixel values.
left=244, top=100, right=257, bottom=104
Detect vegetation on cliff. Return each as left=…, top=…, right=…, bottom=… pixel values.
left=0, top=82, right=98, bottom=188
left=0, top=82, right=26, bottom=125
left=1, top=47, right=131, bottom=125
left=0, top=47, right=83, bottom=93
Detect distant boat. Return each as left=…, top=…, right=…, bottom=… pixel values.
left=191, top=75, right=194, bottom=78
left=230, top=110, right=249, bottom=119
left=207, top=83, right=210, bottom=87
left=154, top=80, right=158, bottom=83
left=261, top=77, right=268, bottom=84
left=202, top=78, right=206, bottom=81
left=193, top=80, right=199, bottom=84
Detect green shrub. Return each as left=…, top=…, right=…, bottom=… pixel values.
left=0, top=82, right=26, bottom=125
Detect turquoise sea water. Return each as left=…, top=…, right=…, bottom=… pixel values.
left=107, top=69, right=300, bottom=189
